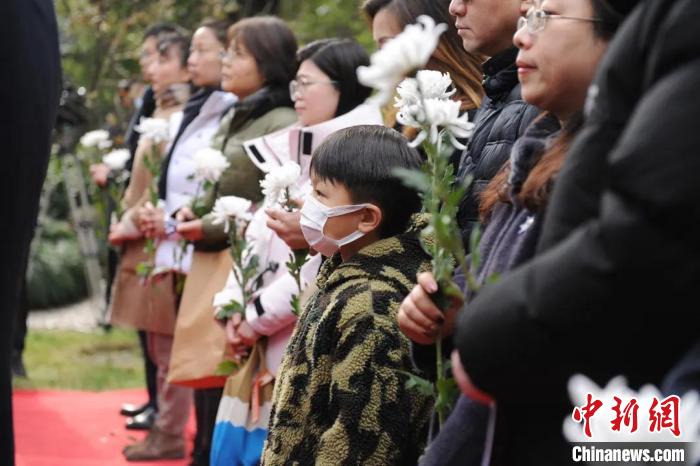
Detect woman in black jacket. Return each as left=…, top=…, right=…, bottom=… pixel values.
left=453, top=0, right=700, bottom=465
left=398, top=1, right=638, bottom=464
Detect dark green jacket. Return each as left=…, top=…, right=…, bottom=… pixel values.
left=197, top=89, right=297, bottom=250
left=263, top=215, right=434, bottom=466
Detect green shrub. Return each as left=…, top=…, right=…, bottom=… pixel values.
left=27, top=222, right=88, bottom=309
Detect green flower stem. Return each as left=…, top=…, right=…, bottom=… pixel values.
left=137, top=144, right=161, bottom=282
left=283, top=187, right=309, bottom=316
left=435, top=333, right=446, bottom=426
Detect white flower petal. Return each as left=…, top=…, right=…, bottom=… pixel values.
left=135, top=117, right=170, bottom=144
left=193, top=148, right=230, bottom=183
left=102, top=149, right=131, bottom=171
left=409, top=130, right=428, bottom=148
left=357, top=15, right=448, bottom=105
left=79, top=129, right=110, bottom=148
left=210, top=196, right=253, bottom=227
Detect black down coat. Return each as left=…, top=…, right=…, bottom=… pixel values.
left=456, top=47, right=540, bottom=249
left=455, top=1, right=700, bottom=464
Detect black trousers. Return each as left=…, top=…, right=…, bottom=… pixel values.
left=192, top=387, right=224, bottom=466
left=0, top=0, right=61, bottom=464
left=137, top=330, right=159, bottom=411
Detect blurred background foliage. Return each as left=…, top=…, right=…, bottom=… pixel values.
left=57, top=0, right=373, bottom=126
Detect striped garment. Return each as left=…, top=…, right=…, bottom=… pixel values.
left=211, top=344, right=274, bottom=466
left=262, top=215, right=434, bottom=465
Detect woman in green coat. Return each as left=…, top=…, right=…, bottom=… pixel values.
left=176, top=16, right=298, bottom=248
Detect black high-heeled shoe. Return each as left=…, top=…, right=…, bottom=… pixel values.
left=120, top=402, right=151, bottom=417
left=125, top=407, right=157, bottom=430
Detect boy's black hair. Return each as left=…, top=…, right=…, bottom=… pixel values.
left=158, top=33, right=191, bottom=68
left=305, top=39, right=372, bottom=117
left=311, top=125, right=422, bottom=238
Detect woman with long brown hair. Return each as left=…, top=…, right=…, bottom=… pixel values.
left=362, top=0, right=484, bottom=135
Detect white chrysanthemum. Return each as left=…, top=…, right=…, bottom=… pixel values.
left=564, top=374, right=700, bottom=459
left=193, top=148, right=230, bottom=183
left=260, top=161, right=302, bottom=206
left=210, top=196, right=253, bottom=233
left=98, top=139, right=113, bottom=150
left=397, top=97, right=474, bottom=149
left=394, top=70, right=455, bottom=109
left=135, top=117, right=170, bottom=144
left=102, top=149, right=131, bottom=171
left=357, top=15, right=447, bottom=105
left=79, top=129, right=110, bottom=148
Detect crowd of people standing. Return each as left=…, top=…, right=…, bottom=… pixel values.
left=68, top=0, right=700, bottom=465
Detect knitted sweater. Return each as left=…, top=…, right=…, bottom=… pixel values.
left=262, top=216, right=434, bottom=465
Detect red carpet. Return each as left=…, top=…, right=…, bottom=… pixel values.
left=13, top=389, right=195, bottom=466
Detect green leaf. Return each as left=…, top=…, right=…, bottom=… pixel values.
left=469, top=224, right=482, bottom=270
left=393, top=167, right=430, bottom=194
left=214, top=360, right=239, bottom=376
left=485, top=272, right=500, bottom=285
left=215, top=300, right=245, bottom=320
left=290, top=295, right=301, bottom=316
left=399, top=370, right=435, bottom=397
left=435, top=376, right=459, bottom=414
left=135, top=261, right=153, bottom=280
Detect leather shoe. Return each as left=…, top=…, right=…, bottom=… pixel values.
left=125, top=407, right=156, bottom=430
left=123, top=426, right=185, bottom=461
left=120, top=402, right=151, bottom=417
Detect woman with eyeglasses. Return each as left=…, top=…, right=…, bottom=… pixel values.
left=132, top=18, right=240, bottom=466
left=151, top=16, right=295, bottom=466
left=398, top=1, right=639, bottom=465
left=206, top=38, right=382, bottom=466
left=174, top=16, right=298, bottom=244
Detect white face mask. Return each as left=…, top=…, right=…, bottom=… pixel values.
left=300, top=194, right=369, bottom=257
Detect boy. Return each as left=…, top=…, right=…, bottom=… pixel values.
left=262, top=125, right=433, bottom=465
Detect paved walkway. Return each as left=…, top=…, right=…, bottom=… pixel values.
left=28, top=298, right=103, bottom=332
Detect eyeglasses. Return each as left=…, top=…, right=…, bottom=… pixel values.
left=289, top=79, right=338, bottom=101
left=517, top=8, right=603, bottom=34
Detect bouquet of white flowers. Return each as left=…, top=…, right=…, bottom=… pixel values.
left=189, top=147, right=230, bottom=217
left=210, top=196, right=257, bottom=320
left=134, top=117, right=170, bottom=281
left=79, top=129, right=112, bottom=161
left=260, top=161, right=308, bottom=315
left=102, top=148, right=131, bottom=220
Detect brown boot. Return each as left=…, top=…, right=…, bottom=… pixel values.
left=123, top=426, right=185, bottom=461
